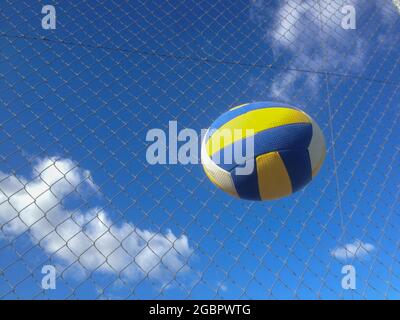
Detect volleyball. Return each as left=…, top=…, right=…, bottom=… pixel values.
left=201, top=101, right=326, bottom=200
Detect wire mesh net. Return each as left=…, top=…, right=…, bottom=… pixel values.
left=1, top=0, right=400, bottom=299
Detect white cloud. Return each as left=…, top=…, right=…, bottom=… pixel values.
left=269, top=0, right=363, bottom=99
left=0, top=157, right=192, bottom=282
left=393, top=0, right=400, bottom=13
left=331, top=240, right=375, bottom=261
left=270, top=69, right=320, bottom=101
left=250, top=0, right=396, bottom=99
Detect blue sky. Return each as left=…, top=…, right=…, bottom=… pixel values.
left=0, top=0, right=400, bottom=299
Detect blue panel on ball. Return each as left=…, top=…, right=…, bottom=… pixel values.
left=279, top=149, right=312, bottom=192
left=230, top=159, right=261, bottom=200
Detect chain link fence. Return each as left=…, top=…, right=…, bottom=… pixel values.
left=1, top=0, right=400, bottom=299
